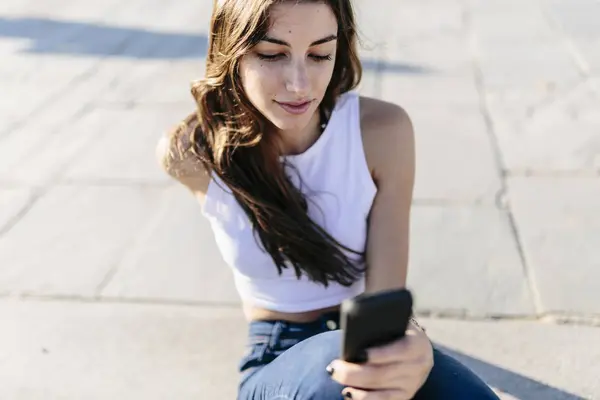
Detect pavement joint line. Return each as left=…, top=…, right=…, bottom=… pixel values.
left=56, top=178, right=173, bottom=187
left=464, top=1, right=545, bottom=317
left=0, top=181, right=507, bottom=205
left=0, top=101, right=97, bottom=188
left=505, top=170, right=600, bottom=178
left=0, top=112, right=104, bottom=190
left=94, top=187, right=179, bottom=296
left=0, top=78, right=89, bottom=140
left=1, top=295, right=599, bottom=327
left=540, top=0, right=592, bottom=79
left=42, top=105, right=138, bottom=188
left=3, top=171, right=598, bottom=191
left=0, top=12, right=122, bottom=140
left=0, top=294, right=241, bottom=309
left=415, top=310, right=600, bottom=327
left=0, top=179, right=170, bottom=240
left=0, top=180, right=173, bottom=188
left=523, top=76, right=590, bottom=122
left=494, top=187, right=509, bottom=210
left=411, top=198, right=498, bottom=206
left=37, top=101, right=161, bottom=187
left=0, top=186, right=48, bottom=239
left=370, top=56, right=382, bottom=98
left=515, top=2, right=594, bottom=122
left=367, top=38, right=387, bottom=99
left=89, top=101, right=196, bottom=109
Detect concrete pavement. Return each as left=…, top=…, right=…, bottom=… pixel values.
left=1, top=0, right=599, bottom=398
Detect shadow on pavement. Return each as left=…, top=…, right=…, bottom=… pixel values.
left=0, top=17, right=430, bottom=73
left=435, top=344, right=586, bottom=400
left=0, top=17, right=209, bottom=59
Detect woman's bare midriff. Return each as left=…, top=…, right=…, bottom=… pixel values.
left=244, top=303, right=341, bottom=323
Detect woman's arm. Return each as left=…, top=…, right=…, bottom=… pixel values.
left=361, top=99, right=416, bottom=293
left=327, top=100, right=431, bottom=399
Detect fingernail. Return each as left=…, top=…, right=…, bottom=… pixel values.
left=355, top=349, right=368, bottom=363
left=325, top=364, right=334, bottom=375
left=343, top=391, right=353, bottom=399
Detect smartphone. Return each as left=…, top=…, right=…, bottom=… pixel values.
left=340, top=288, right=413, bottom=363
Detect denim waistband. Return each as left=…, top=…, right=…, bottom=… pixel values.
left=247, top=311, right=341, bottom=343
left=239, top=311, right=341, bottom=373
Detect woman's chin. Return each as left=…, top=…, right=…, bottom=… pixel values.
left=268, top=114, right=313, bottom=133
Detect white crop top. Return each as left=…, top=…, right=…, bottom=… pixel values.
left=201, top=91, right=377, bottom=312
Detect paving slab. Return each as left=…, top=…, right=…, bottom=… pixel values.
left=468, top=6, right=556, bottom=42
left=101, top=184, right=239, bottom=305
left=0, top=53, right=98, bottom=88
left=488, top=77, right=600, bottom=173
left=0, top=185, right=170, bottom=297
left=380, top=73, right=481, bottom=111
left=376, top=0, right=464, bottom=41
left=92, top=61, right=204, bottom=105
left=0, top=299, right=246, bottom=400
left=508, top=176, right=600, bottom=315
left=544, top=0, right=600, bottom=40
left=0, top=188, right=35, bottom=233
left=0, top=106, right=136, bottom=184
left=475, top=41, right=581, bottom=91
left=408, top=108, right=502, bottom=203
left=0, top=103, right=191, bottom=186
left=61, top=105, right=185, bottom=183
left=388, top=35, right=472, bottom=76
left=0, top=0, right=122, bottom=20
left=422, top=317, right=600, bottom=400
left=100, top=0, right=211, bottom=33
left=570, top=39, right=600, bottom=73
left=407, top=205, right=535, bottom=317
left=0, top=76, right=77, bottom=133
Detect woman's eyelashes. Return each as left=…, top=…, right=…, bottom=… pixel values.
left=311, top=54, right=333, bottom=62
left=256, top=53, right=333, bottom=62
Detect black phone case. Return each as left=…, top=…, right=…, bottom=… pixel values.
left=340, top=288, right=413, bottom=363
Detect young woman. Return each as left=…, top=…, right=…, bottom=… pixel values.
left=157, top=0, right=500, bottom=398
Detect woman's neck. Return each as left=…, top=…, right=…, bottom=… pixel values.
left=276, top=108, right=324, bottom=156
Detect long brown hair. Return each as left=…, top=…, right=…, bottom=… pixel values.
left=190, top=0, right=363, bottom=286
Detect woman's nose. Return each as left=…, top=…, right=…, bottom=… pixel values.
left=285, top=61, right=310, bottom=96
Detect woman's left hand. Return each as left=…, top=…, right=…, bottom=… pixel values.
left=327, top=323, right=434, bottom=399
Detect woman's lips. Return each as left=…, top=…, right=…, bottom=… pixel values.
left=276, top=100, right=312, bottom=115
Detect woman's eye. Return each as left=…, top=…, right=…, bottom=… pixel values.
left=311, top=54, right=333, bottom=62
left=257, top=53, right=283, bottom=61
left=256, top=53, right=333, bottom=62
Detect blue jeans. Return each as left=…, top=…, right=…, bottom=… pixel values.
left=238, top=312, right=500, bottom=399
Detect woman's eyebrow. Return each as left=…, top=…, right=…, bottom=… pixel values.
left=261, top=34, right=338, bottom=47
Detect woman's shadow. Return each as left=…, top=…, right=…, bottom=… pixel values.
left=435, top=344, right=587, bottom=400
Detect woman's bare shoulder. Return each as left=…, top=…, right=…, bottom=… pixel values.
left=358, top=96, right=415, bottom=183
left=359, top=96, right=411, bottom=134
left=156, top=112, right=211, bottom=194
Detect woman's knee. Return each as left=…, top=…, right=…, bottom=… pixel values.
left=269, top=331, right=345, bottom=399
left=413, top=348, right=500, bottom=400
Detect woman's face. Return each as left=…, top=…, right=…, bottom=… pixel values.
left=239, top=2, right=338, bottom=133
